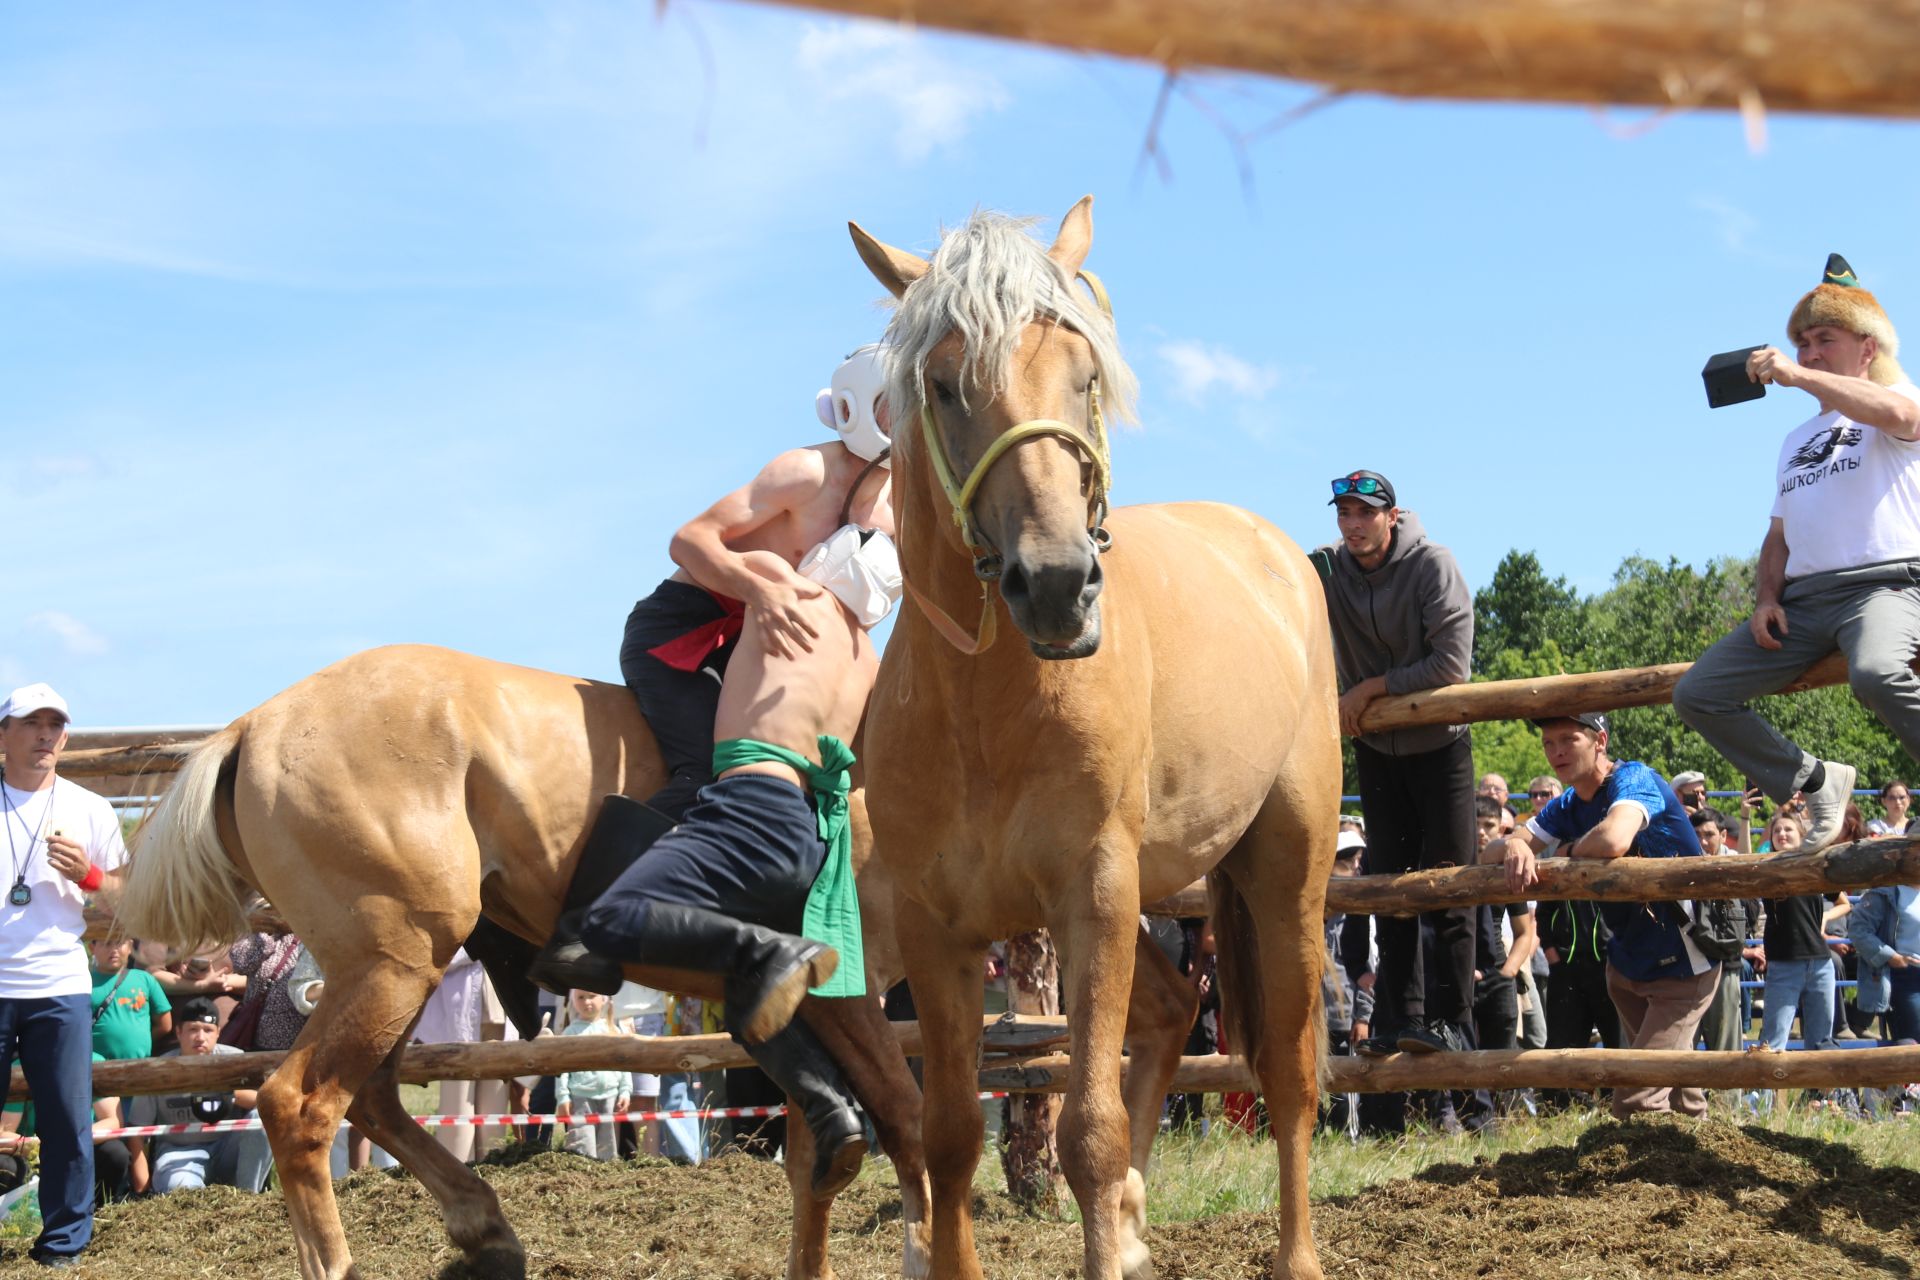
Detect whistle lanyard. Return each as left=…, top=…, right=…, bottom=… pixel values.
left=1, top=778, right=55, bottom=907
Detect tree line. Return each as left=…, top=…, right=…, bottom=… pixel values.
left=1454, top=550, right=1909, bottom=807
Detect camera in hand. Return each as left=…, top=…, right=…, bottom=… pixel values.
left=189, top=1092, right=232, bottom=1123
left=1703, top=346, right=1768, bottom=408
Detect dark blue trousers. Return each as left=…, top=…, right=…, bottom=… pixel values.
left=582, top=773, right=825, bottom=953
left=0, top=994, right=95, bottom=1258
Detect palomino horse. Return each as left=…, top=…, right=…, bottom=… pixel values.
left=854, top=199, right=1340, bottom=1280
left=116, top=645, right=931, bottom=1280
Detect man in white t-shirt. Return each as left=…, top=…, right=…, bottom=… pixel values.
left=1675, top=254, right=1920, bottom=851
left=0, top=683, right=129, bottom=1266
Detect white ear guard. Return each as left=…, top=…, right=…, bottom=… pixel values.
left=827, top=344, right=892, bottom=465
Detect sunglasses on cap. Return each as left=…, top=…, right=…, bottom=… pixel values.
left=1330, top=476, right=1387, bottom=498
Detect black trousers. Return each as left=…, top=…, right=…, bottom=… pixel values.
left=1353, top=735, right=1477, bottom=1028
left=619, top=580, right=740, bottom=821
left=1546, top=959, right=1624, bottom=1051
left=1458, top=972, right=1518, bottom=1130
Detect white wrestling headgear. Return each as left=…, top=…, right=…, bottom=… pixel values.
left=798, top=525, right=902, bottom=629
left=814, top=344, right=892, bottom=466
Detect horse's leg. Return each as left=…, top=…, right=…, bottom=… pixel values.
left=805, top=996, right=932, bottom=1279
left=780, top=1097, right=836, bottom=1280
left=894, top=893, right=987, bottom=1280
left=262, top=954, right=519, bottom=1280
left=1054, top=851, right=1147, bottom=1280
left=1119, top=928, right=1200, bottom=1237
left=1218, top=798, right=1332, bottom=1280
left=345, top=1037, right=524, bottom=1279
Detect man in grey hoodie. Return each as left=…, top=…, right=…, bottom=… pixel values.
left=1316, top=470, right=1477, bottom=1057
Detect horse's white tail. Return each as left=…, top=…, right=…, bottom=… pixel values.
left=117, top=723, right=252, bottom=951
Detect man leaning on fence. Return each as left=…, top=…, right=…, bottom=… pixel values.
left=0, top=683, right=130, bottom=1268
left=1491, top=712, right=1723, bottom=1119
left=1314, top=469, right=1477, bottom=1057
left=1675, top=255, right=1920, bottom=851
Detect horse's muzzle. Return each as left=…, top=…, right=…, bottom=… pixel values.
left=1001, top=550, right=1104, bottom=659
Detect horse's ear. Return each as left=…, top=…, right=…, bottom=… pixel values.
left=849, top=222, right=929, bottom=299
left=1047, top=195, right=1094, bottom=276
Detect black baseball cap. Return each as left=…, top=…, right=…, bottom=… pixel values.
left=1328, top=470, right=1396, bottom=508
left=175, top=997, right=220, bottom=1026
left=1532, top=711, right=1609, bottom=735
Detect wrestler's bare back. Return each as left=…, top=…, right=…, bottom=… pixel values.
left=670, top=444, right=894, bottom=587
left=714, top=551, right=880, bottom=782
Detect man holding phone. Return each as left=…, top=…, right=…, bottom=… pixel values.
left=0, top=683, right=129, bottom=1267
left=1675, top=255, right=1920, bottom=850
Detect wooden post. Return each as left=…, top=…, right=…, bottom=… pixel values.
left=998, top=930, right=1064, bottom=1215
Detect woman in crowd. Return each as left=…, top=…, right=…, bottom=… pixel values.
left=1871, top=780, right=1912, bottom=836
left=1757, top=811, right=1838, bottom=1053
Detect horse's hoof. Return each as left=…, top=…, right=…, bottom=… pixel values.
left=437, top=1244, right=527, bottom=1280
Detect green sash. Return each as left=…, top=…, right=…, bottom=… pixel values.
left=711, top=735, right=865, bottom=998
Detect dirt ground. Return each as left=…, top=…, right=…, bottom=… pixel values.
left=12, top=1117, right=1920, bottom=1278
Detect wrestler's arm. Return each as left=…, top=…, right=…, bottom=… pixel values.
left=670, top=450, right=827, bottom=656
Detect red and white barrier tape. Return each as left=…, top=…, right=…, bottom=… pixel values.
left=51, top=1094, right=1010, bottom=1144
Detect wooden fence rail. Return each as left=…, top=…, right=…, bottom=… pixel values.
left=1144, top=832, right=1920, bottom=918
left=32, top=1019, right=1920, bottom=1100
left=757, top=0, right=1920, bottom=121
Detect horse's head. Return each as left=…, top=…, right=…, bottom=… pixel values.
left=849, top=197, right=1137, bottom=660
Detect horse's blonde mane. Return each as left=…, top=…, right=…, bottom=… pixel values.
left=882, top=210, right=1138, bottom=427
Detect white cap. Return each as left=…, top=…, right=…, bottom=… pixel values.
left=0, top=683, right=70, bottom=724
left=1671, top=770, right=1708, bottom=790
left=1335, top=830, right=1366, bottom=855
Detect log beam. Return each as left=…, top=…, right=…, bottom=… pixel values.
left=1146, top=832, right=1920, bottom=918
left=986, top=1045, right=1920, bottom=1094
left=24, top=1012, right=1070, bottom=1100
left=1355, top=651, right=1858, bottom=735
left=54, top=1028, right=1920, bottom=1100
left=750, top=0, right=1920, bottom=120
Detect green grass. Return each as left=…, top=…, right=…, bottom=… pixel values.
left=971, top=1095, right=1920, bottom=1223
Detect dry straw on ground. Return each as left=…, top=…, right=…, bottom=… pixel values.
left=14, top=1116, right=1920, bottom=1278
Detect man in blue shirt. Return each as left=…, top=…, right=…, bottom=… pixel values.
left=1488, top=712, right=1720, bottom=1119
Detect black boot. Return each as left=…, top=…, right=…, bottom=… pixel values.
left=585, top=901, right=838, bottom=1044
left=739, top=1018, right=867, bottom=1198
left=529, top=795, right=677, bottom=997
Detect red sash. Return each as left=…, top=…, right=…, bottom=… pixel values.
left=646, top=590, right=747, bottom=672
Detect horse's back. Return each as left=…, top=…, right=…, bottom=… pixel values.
left=228, top=644, right=664, bottom=949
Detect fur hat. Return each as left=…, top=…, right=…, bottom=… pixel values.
left=1787, top=253, right=1904, bottom=386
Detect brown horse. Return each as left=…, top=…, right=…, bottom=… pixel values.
left=854, top=199, right=1341, bottom=1280
left=116, top=644, right=931, bottom=1280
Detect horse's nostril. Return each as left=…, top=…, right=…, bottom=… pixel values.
left=1000, top=563, right=1031, bottom=606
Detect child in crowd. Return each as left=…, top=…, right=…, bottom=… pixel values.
left=554, top=988, right=630, bottom=1161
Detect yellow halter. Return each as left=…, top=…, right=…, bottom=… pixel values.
left=904, top=268, right=1116, bottom=655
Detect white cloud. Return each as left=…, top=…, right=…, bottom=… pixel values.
left=796, top=22, right=1009, bottom=162
left=1157, top=339, right=1281, bottom=405
left=1690, top=195, right=1757, bottom=255
left=25, top=454, right=109, bottom=483
left=26, top=612, right=109, bottom=657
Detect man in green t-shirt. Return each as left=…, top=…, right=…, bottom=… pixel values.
left=88, top=936, right=171, bottom=1062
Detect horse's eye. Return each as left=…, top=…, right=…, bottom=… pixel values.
left=931, top=380, right=956, bottom=406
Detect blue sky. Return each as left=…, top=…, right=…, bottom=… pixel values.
left=5, top=2, right=1918, bottom=727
